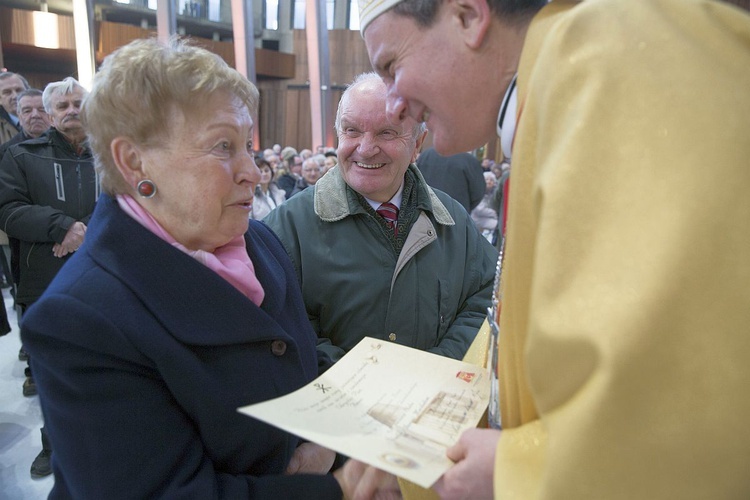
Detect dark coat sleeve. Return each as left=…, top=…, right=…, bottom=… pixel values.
left=0, top=146, right=77, bottom=243
left=24, top=296, right=341, bottom=499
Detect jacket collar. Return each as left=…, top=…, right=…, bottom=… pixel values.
left=313, top=163, right=455, bottom=225
left=21, top=128, right=92, bottom=157
left=86, top=194, right=292, bottom=346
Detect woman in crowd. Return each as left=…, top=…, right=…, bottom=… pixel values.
left=323, top=151, right=338, bottom=173
left=470, top=171, right=500, bottom=245
left=20, top=37, right=371, bottom=499
left=251, top=157, right=286, bottom=220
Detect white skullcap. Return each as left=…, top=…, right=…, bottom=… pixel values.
left=358, top=0, right=404, bottom=34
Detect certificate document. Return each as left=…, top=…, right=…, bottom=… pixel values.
left=238, top=337, right=490, bottom=488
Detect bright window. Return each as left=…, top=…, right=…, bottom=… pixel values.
left=292, top=0, right=305, bottom=29
left=292, top=0, right=335, bottom=30
left=208, top=0, right=220, bottom=21
left=349, top=0, right=360, bottom=30
left=326, top=0, right=335, bottom=29
left=265, top=0, right=279, bottom=30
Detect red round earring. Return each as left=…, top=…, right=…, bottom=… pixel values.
left=136, top=179, right=157, bottom=198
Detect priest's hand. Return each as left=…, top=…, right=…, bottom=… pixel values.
left=432, top=428, right=500, bottom=500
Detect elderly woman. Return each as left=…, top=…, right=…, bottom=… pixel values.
left=20, top=38, right=353, bottom=498
left=251, top=158, right=286, bottom=220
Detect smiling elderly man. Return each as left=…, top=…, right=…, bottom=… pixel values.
left=264, top=72, right=496, bottom=362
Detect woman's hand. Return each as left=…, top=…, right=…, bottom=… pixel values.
left=333, top=459, right=402, bottom=500
left=285, top=442, right=336, bottom=474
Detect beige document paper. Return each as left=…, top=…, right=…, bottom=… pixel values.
left=238, top=337, right=490, bottom=488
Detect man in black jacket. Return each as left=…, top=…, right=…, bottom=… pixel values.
left=0, top=77, right=98, bottom=478
left=417, top=147, right=485, bottom=213
left=0, top=88, right=50, bottom=158
left=0, top=89, right=52, bottom=297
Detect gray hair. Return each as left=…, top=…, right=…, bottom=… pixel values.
left=391, top=0, right=547, bottom=28
left=43, top=77, right=87, bottom=114
left=335, top=72, right=426, bottom=140
left=302, top=158, right=321, bottom=170
left=82, top=37, right=259, bottom=195
left=16, top=88, right=43, bottom=115
left=0, top=71, right=29, bottom=88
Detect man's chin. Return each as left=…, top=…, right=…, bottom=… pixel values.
left=432, top=127, right=491, bottom=157
left=432, top=136, right=475, bottom=157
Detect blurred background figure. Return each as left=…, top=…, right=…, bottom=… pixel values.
left=471, top=171, right=499, bottom=245
left=277, top=147, right=301, bottom=199
left=417, top=146, right=485, bottom=213
left=323, top=151, right=338, bottom=173
left=290, top=157, right=322, bottom=196
left=0, top=71, right=29, bottom=144
left=480, top=157, right=494, bottom=172
left=251, top=157, right=286, bottom=220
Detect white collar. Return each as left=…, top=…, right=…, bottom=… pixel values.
left=364, top=182, right=405, bottom=211
left=496, top=75, right=518, bottom=162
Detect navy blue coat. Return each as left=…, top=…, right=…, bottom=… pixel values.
left=22, top=194, right=341, bottom=499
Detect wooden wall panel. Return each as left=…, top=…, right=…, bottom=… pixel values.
left=0, top=7, right=75, bottom=50
left=0, top=7, right=77, bottom=85
left=282, top=87, right=313, bottom=152
left=328, top=29, right=372, bottom=86
left=256, top=80, right=288, bottom=150
left=97, top=21, right=293, bottom=78
left=289, top=29, right=370, bottom=86
left=97, top=20, right=153, bottom=61
left=255, top=47, right=295, bottom=79
left=277, top=29, right=370, bottom=151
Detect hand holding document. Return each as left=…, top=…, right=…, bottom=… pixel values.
left=238, top=337, right=490, bottom=488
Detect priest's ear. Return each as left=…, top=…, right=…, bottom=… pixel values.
left=446, top=0, right=491, bottom=50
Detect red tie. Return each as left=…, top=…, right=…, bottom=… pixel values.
left=376, top=202, right=399, bottom=236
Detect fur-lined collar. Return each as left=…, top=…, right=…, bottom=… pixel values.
left=313, top=163, right=455, bottom=225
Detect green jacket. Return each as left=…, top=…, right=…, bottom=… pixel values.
left=264, top=164, right=497, bottom=361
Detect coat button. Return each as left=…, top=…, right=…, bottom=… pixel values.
left=388, top=333, right=396, bottom=341
left=271, top=340, right=287, bottom=356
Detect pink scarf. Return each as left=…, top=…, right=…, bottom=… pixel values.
left=116, top=195, right=265, bottom=306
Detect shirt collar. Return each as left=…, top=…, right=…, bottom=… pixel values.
left=363, top=181, right=405, bottom=211
left=496, top=74, right=518, bottom=161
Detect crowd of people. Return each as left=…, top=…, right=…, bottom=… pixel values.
left=0, top=39, right=497, bottom=497
left=249, top=143, right=339, bottom=217
left=0, top=71, right=95, bottom=479
left=2, top=0, right=748, bottom=497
